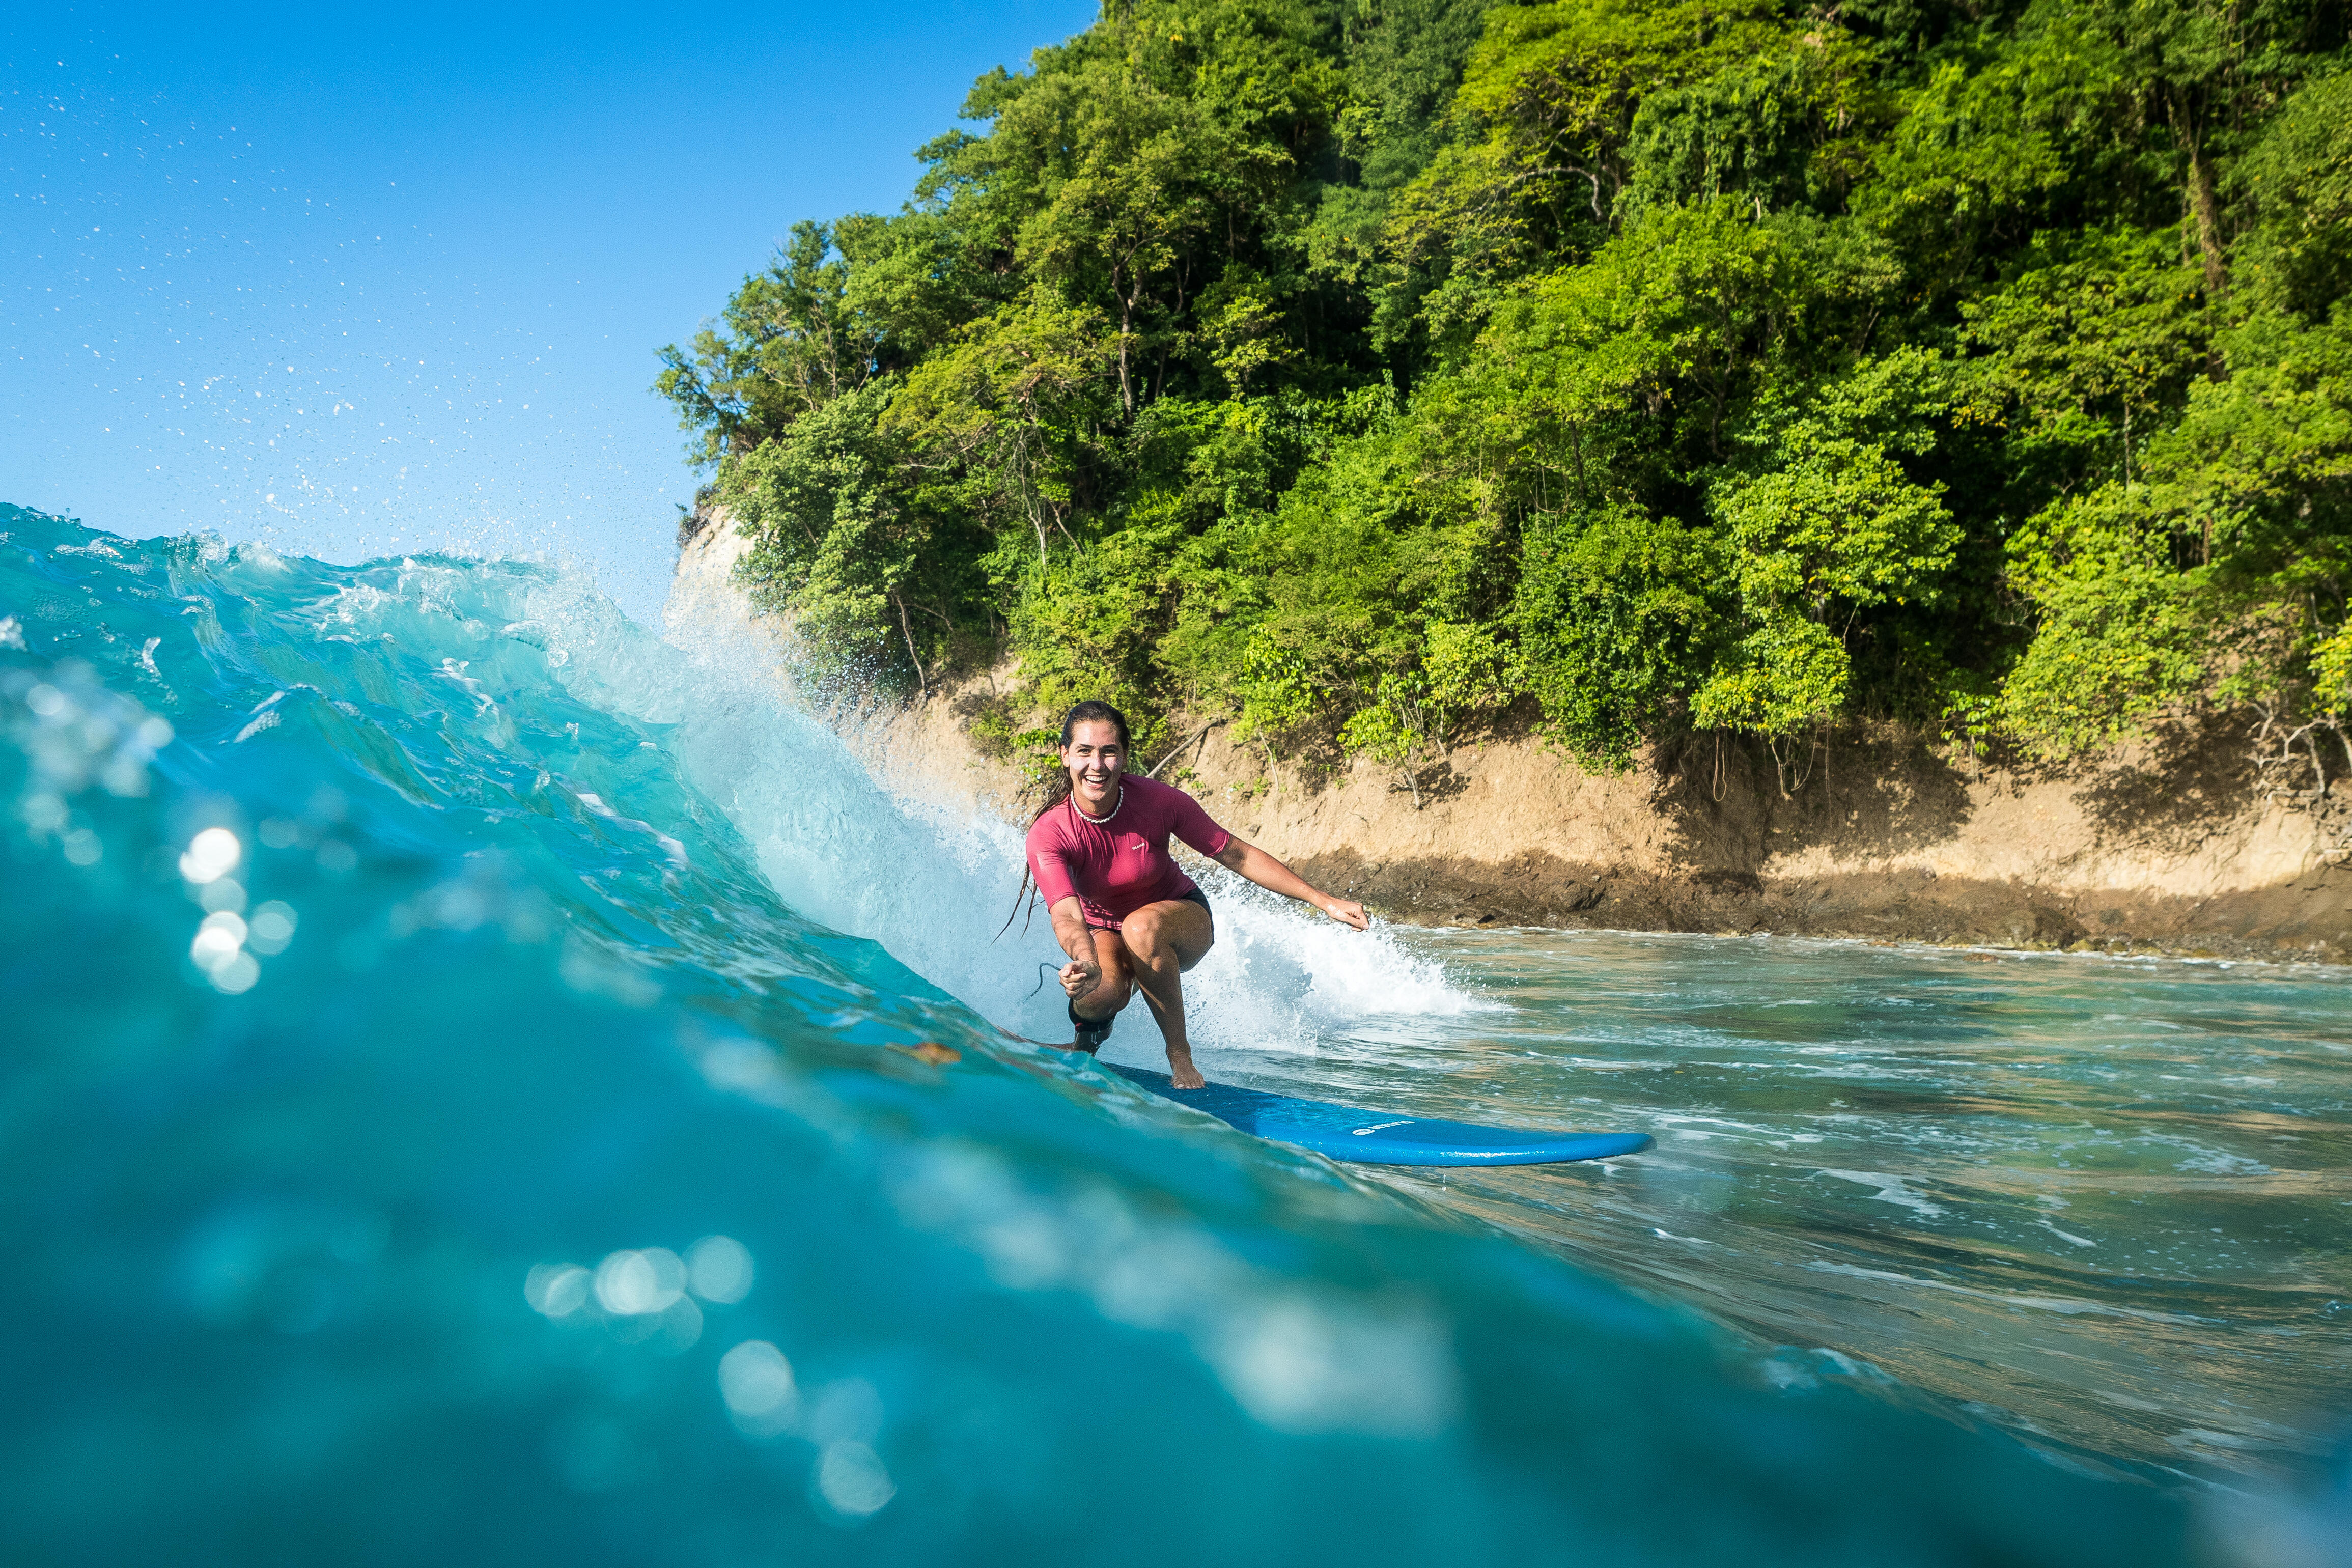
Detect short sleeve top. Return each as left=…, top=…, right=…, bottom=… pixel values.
left=1024, top=774, right=1233, bottom=929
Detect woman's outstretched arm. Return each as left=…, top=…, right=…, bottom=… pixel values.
left=1047, top=896, right=1104, bottom=998
left=1211, top=838, right=1369, bottom=930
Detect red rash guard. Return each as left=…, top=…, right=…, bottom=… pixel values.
left=1025, top=774, right=1233, bottom=930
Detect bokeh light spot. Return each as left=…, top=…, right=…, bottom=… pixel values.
left=190, top=911, right=247, bottom=969
left=685, top=1235, right=753, bottom=1304
left=717, top=1340, right=797, bottom=1439
left=180, top=826, right=242, bottom=884
left=248, top=901, right=298, bottom=954
left=815, top=1441, right=894, bottom=1519
left=524, top=1263, right=591, bottom=1318
left=592, top=1248, right=685, bottom=1316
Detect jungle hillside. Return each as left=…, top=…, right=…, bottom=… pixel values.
left=657, top=0, right=2352, bottom=802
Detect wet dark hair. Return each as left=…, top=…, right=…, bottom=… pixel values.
left=998, top=701, right=1133, bottom=939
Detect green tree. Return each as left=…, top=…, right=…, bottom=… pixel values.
left=653, top=0, right=2352, bottom=787
left=722, top=383, right=967, bottom=692
left=886, top=291, right=1117, bottom=572
left=655, top=221, right=885, bottom=466
left=1512, top=506, right=1727, bottom=768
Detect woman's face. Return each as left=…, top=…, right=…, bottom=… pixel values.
left=1061, top=719, right=1125, bottom=813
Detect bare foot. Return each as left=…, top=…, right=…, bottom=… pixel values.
left=1166, top=1050, right=1205, bottom=1090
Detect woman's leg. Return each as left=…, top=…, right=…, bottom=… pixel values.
left=1115, top=899, right=1215, bottom=1087
left=1070, top=925, right=1133, bottom=1047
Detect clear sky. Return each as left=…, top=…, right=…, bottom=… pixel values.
left=3, top=1, right=1099, bottom=623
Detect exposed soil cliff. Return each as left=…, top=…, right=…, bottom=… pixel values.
left=668, top=519, right=2352, bottom=963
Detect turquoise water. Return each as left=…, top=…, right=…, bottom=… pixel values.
left=1154, top=930, right=2352, bottom=1492
left=1, top=501, right=2342, bottom=1564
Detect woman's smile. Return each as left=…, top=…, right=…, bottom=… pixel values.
left=1074, top=759, right=1121, bottom=809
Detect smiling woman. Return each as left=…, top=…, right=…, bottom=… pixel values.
left=1014, top=698, right=1366, bottom=1086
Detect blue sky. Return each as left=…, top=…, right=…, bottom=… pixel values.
left=2, top=1, right=1098, bottom=622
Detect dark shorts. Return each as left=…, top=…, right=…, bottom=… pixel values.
left=1090, top=885, right=1213, bottom=934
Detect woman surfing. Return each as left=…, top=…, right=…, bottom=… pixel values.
left=1015, top=700, right=1368, bottom=1088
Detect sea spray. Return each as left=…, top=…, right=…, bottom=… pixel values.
left=653, top=580, right=1493, bottom=1056
left=0, top=505, right=2200, bottom=1565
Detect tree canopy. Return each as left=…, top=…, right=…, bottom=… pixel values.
left=659, top=0, right=2352, bottom=788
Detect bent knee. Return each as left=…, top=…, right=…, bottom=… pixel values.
left=1124, top=906, right=1188, bottom=949
left=1076, top=978, right=1133, bottom=1017
left=1127, top=907, right=1206, bottom=960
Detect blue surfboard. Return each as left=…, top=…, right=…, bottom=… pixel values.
left=1103, top=1062, right=1654, bottom=1167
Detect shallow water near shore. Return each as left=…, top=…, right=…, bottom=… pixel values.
left=3, top=504, right=2345, bottom=1564
left=1140, top=925, right=2352, bottom=1491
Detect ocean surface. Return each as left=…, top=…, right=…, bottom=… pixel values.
left=4, top=501, right=2346, bottom=1565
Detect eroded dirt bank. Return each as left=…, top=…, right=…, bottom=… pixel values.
left=668, top=518, right=2352, bottom=962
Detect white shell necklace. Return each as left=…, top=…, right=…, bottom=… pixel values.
left=1070, top=781, right=1124, bottom=825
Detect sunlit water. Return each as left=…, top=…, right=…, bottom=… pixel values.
left=3, top=502, right=2344, bottom=1565
left=1146, top=928, right=2352, bottom=1494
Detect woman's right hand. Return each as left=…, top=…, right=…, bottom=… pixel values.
left=1059, top=956, right=1102, bottom=1000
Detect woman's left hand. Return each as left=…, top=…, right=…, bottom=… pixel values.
left=1321, top=897, right=1369, bottom=931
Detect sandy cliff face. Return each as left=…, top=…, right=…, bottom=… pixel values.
left=668, top=517, right=2352, bottom=961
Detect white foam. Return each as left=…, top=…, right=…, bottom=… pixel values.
left=1816, top=1169, right=1949, bottom=1219
left=1162, top=875, right=1496, bottom=1059
left=573, top=584, right=1498, bottom=1047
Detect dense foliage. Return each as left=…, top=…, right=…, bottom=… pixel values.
left=659, top=0, right=2352, bottom=787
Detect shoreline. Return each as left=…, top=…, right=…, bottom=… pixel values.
left=1393, top=918, right=2352, bottom=976
left=668, top=517, right=2352, bottom=967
